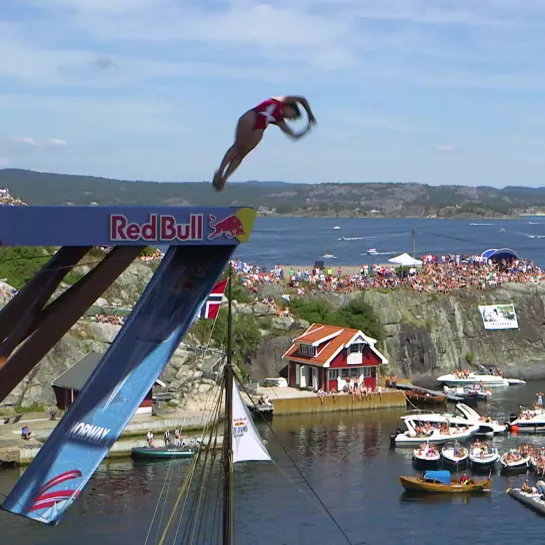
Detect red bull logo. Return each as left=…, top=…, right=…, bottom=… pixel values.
left=109, top=214, right=203, bottom=242
left=207, top=208, right=256, bottom=243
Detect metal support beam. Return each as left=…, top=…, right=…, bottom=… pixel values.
left=0, top=246, right=91, bottom=344
left=0, top=246, right=143, bottom=403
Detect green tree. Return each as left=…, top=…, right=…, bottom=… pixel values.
left=0, top=246, right=53, bottom=290
left=289, top=299, right=332, bottom=324
left=289, top=296, right=383, bottom=342
left=332, top=296, right=383, bottom=342
left=190, top=309, right=261, bottom=379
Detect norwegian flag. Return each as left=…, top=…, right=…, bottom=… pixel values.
left=197, top=280, right=227, bottom=320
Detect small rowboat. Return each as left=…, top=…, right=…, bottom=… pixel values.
left=400, top=470, right=491, bottom=494
left=131, top=444, right=199, bottom=460
left=406, top=390, right=447, bottom=408
left=469, top=446, right=499, bottom=469
left=441, top=442, right=468, bottom=467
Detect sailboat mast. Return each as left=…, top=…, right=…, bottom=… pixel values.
left=222, top=265, right=234, bottom=545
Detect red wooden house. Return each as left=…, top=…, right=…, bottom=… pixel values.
left=282, top=324, right=388, bottom=392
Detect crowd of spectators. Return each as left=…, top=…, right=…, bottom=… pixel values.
left=92, top=313, right=125, bottom=326
left=230, top=254, right=544, bottom=295
left=139, top=248, right=164, bottom=263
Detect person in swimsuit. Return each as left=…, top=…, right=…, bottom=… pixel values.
left=212, top=95, right=317, bottom=191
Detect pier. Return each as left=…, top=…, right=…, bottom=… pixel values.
left=0, top=410, right=216, bottom=466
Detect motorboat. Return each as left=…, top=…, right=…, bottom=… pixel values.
left=441, top=442, right=469, bottom=467
left=397, top=406, right=504, bottom=436
left=413, top=444, right=441, bottom=467
left=443, top=385, right=491, bottom=402
left=507, top=408, right=545, bottom=433
left=455, top=403, right=506, bottom=435
left=367, top=248, right=378, bottom=255
left=390, top=414, right=479, bottom=447
left=500, top=450, right=530, bottom=472
left=437, top=372, right=509, bottom=388
left=400, top=470, right=491, bottom=494
left=476, top=364, right=526, bottom=385
left=469, top=445, right=500, bottom=469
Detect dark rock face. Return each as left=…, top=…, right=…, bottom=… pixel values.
left=251, top=335, right=294, bottom=382
left=396, top=325, right=439, bottom=379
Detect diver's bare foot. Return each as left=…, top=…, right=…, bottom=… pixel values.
left=212, top=172, right=222, bottom=191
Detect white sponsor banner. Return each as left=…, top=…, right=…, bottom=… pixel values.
left=478, top=304, right=518, bottom=330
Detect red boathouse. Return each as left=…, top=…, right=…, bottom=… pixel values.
left=282, top=324, right=388, bottom=392
left=52, top=351, right=166, bottom=415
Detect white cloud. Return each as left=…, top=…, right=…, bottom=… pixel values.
left=435, top=145, right=459, bottom=153
left=9, top=137, right=69, bottom=147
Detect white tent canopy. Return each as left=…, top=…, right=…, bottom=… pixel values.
left=388, top=253, right=423, bottom=266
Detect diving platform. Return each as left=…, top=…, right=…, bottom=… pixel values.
left=0, top=205, right=256, bottom=526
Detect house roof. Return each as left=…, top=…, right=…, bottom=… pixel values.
left=52, top=351, right=166, bottom=391
left=282, top=323, right=388, bottom=367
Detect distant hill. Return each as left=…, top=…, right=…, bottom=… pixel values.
left=1, top=168, right=545, bottom=218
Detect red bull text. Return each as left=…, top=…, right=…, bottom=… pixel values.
left=208, top=214, right=245, bottom=240
left=110, top=214, right=204, bottom=242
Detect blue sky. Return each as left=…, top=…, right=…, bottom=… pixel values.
left=1, top=0, right=545, bottom=186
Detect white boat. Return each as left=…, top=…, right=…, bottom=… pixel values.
left=367, top=248, right=378, bottom=255
left=441, top=442, right=469, bottom=466
left=413, top=445, right=441, bottom=465
left=500, top=450, right=530, bottom=471
left=333, top=226, right=340, bottom=230
left=508, top=408, right=545, bottom=433
left=506, top=378, right=526, bottom=385
left=444, top=385, right=491, bottom=402
left=322, top=254, right=336, bottom=259
left=391, top=415, right=479, bottom=447
left=455, top=403, right=506, bottom=435
left=437, top=373, right=509, bottom=388
left=469, top=446, right=500, bottom=468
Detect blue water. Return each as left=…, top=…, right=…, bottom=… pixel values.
left=2, top=381, right=545, bottom=545
left=234, top=217, right=545, bottom=269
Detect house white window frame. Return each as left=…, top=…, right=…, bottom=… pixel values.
left=299, top=343, right=316, bottom=356
left=363, top=367, right=373, bottom=378
left=328, top=369, right=339, bottom=379
left=349, top=343, right=364, bottom=354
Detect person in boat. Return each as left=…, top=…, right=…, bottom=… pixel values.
left=460, top=474, right=470, bottom=485
left=522, top=480, right=545, bottom=494
left=146, top=430, right=154, bottom=447
left=164, top=429, right=171, bottom=447
left=537, top=392, right=543, bottom=408
left=212, top=96, right=317, bottom=191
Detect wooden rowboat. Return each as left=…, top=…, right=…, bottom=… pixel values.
left=405, top=390, right=447, bottom=408
left=400, top=470, right=491, bottom=493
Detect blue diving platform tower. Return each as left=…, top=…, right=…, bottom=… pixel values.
left=0, top=205, right=255, bottom=526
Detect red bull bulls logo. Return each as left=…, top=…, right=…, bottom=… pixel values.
left=208, top=214, right=244, bottom=240
left=207, top=208, right=256, bottom=243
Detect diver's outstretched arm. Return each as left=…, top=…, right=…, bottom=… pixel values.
left=276, top=120, right=311, bottom=140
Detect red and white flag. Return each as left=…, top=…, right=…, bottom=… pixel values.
left=198, top=280, right=227, bottom=320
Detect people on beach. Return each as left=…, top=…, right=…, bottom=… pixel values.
left=212, top=96, right=316, bottom=191
left=230, top=252, right=542, bottom=296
